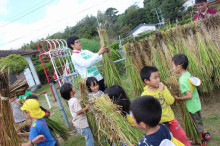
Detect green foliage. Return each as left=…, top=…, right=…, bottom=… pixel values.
left=160, top=0, right=185, bottom=21
left=80, top=38, right=100, bottom=53
left=35, top=63, right=52, bottom=84
left=0, top=54, right=29, bottom=74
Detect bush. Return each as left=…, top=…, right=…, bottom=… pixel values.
left=80, top=38, right=100, bottom=53
left=35, top=63, right=52, bottom=84
left=0, top=54, right=29, bottom=74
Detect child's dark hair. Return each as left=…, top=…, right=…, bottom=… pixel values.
left=140, top=66, right=158, bottom=82
left=60, top=83, right=73, bottom=100
left=26, top=95, right=38, bottom=100
left=67, top=36, right=79, bottom=49
left=86, top=77, right=98, bottom=92
left=104, top=85, right=131, bottom=116
left=172, top=54, right=189, bottom=70
left=195, top=0, right=207, bottom=4
left=130, top=96, right=162, bottom=127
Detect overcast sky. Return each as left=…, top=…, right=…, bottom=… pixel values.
left=0, top=0, right=143, bottom=50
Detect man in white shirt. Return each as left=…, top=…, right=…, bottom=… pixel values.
left=67, top=36, right=109, bottom=91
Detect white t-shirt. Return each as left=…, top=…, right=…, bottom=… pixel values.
left=68, top=97, right=89, bottom=129
left=71, top=49, right=103, bottom=81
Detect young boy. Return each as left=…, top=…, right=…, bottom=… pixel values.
left=20, top=99, right=56, bottom=146
left=130, top=95, right=184, bottom=146
left=172, top=54, right=211, bottom=145
left=140, top=66, right=190, bottom=146
left=60, top=83, right=94, bottom=146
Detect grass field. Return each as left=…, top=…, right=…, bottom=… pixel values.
left=35, top=80, right=220, bottom=146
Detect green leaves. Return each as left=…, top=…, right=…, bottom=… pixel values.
left=0, top=54, right=28, bottom=75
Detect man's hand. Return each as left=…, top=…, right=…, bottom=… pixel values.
left=158, top=82, right=165, bottom=91
left=97, top=46, right=109, bottom=55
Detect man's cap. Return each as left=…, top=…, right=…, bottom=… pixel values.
left=21, top=99, right=45, bottom=118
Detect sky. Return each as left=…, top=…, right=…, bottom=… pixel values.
left=0, top=0, right=144, bottom=50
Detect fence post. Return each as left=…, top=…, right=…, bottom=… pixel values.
left=43, top=91, right=51, bottom=109
left=50, top=80, right=70, bottom=128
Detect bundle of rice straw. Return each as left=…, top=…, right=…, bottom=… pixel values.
left=45, top=118, right=71, bottom=141
left=78, top=79, right=99, bottom=142
left=124, top=43, right=144, bottom=96
left=0, top=68, right=21, bottom=146
left=93, top=94, right=143, bottom=145
left=97, top=28, right=122, bottom=87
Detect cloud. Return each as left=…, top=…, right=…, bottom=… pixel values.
left=0, top=0, right=143, bottom=50
left=0, top=0, right=9, bottom=15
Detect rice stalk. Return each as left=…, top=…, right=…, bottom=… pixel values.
left=45, top=118, right=71, bottom=141
left=93, top=94, right=143, bottom=146
left=124, top=44, right=144, bottom=96
left=0, top=69, right=21, bottom=146
left=97, top=28, right=122, bottom=87
left=139, top=39, right=151, bottom=66
left=78, top=79, right=99, bottom=142
left=131, top=40, right=144, bottom=73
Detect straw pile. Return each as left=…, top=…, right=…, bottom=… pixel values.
left=97, top=28, right=122, bottom=87
left=93, top=94, right=143, bottom=145
left=0, top=68, right=24, bottom=146
left=124, top=14, right=220, bottom=144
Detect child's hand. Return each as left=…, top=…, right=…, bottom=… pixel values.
left=174, top=96, right=180, bottom=100
left=32, top=135, right=46, bottom=144
left=85, top=104, right=90, bottom=110
left=158, top=82, right=165, bottom=91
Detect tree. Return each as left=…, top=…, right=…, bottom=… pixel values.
left=0, top=54, right=29, bottom=74
left=160, top=0, right=185, bottom=21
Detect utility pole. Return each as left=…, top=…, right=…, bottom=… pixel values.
left=153, top=8, right=161, bottom=25
left=159, top=9, right=165, bottom=25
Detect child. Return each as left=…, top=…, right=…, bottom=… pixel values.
left=60, top=83, right=94, bottom=146
left=26, top=95, right=50, bottom=118
left=172, top=54, right=211, bottom=145
left=20, top=99, right=56, bottom=146
left=140, top=66, right=190, bottom=146
left=9, top=96, right=27, bottom=130
left=104, top=85, right=134, bottom=126
left=130, top=95, right=183, bottom=146
left=86, top=77, right=104, bottom=99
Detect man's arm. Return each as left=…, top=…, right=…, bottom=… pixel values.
left=71, top=46, right=109, bottom=68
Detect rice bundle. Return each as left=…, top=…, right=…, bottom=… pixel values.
left=45, top=118, right=71, bottom=141
left=93, top=94, right=143, bottom=146
left=124, top=43, right=144, bottom=96
left=97, top=28, right=122, bottom=87
left=78, top=79, right=99, bottom=142
left=0, top=68, right=21, bottom=146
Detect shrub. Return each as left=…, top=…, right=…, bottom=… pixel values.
left=0, top=54, right=29, bottom=74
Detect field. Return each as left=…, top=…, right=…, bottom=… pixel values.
left=35, top=77, right=220, bottom=146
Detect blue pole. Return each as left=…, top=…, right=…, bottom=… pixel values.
left=50, top=81, right=70, bottom=128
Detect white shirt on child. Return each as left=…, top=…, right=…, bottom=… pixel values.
left=68, top=97, right=89, bottom=129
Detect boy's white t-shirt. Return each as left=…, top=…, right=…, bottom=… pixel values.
left=68, top=97, right=89, bottom=129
